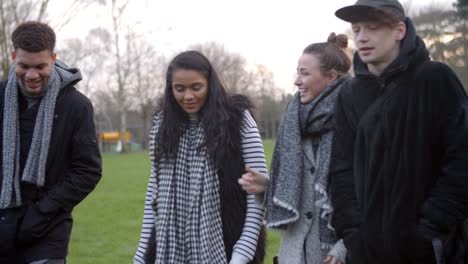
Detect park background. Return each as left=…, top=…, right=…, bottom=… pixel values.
left=0, top=0, right=466, bottom=262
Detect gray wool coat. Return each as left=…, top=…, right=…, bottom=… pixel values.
left=276, top=137, right=346, bottom=264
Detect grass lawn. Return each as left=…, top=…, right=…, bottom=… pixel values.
left=68, top=139, right=281, bottom=263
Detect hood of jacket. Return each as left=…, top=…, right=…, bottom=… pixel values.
left=353, top=17, right=431, bottom=80
left=54, top=60, right=82, bottom=89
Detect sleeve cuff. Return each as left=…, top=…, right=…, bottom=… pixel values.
left=229, top=252, right=250, bottom=264
left=328, top=239, right=347, bottom=263
left=37, top=197, right=63, bottom=213
left=254, top=177, right=269, bottom=206
left=254, top=192, right=265, bottom=206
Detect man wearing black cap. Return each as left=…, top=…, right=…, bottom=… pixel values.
left=330, top=0, right=468, bottom=263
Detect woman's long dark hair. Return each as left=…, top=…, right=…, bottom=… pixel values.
left=153, top=50, right=265, bottom=263
left=156, top=50, right=251, bottom=166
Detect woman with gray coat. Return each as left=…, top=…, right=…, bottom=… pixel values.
left=239, top=33, right=351, bottom=264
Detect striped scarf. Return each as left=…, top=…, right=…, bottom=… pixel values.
left=152, top=114, right=227, bottom=263
left=0, top=64, right=61, bottom=209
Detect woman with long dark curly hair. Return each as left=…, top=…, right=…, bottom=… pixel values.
left=134, top=50, right=266, bottom=264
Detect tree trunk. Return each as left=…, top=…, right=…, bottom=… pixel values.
left=112, top=0, right=128, bottom=153
left=0, top=0, right=10, bottom=79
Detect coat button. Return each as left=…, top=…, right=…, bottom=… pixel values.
left=310, top=166, right=315, bottom=174
left=305, top=212, right=313, bottom=219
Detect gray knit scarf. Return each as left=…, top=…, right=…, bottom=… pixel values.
left=151, top=113, right=227, bottom=264
left=265, top=76, right=349, bottom=246
left=0, top=64, right=61, bottom=209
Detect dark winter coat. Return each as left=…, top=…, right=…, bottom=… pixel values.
left=330, top=18, right=468, bottom=264
left=0, top=70, right=102, bottom=263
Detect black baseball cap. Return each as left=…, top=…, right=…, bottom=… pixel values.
left=335, top=0, right=405, bottom=23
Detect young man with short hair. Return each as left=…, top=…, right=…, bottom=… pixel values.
left=330, top=0, right=468, bottom=263
left=0, top=21, right=102, bottom=264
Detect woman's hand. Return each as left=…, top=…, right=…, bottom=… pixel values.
left=238, top=165, right=267, bottom=194
left=324, top=255, right=343, bottom=264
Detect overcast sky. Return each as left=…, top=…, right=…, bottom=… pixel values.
left=49, top=0, right=454, bottom=93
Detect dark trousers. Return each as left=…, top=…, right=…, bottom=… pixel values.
left=0, top=207, right=24, bottom=263
left=0, top=206, right=70, bottom=264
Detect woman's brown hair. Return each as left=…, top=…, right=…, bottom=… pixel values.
left=303, top=32, right=351, bottom=76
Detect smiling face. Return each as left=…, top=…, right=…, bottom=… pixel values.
left=12, top=48, right=56, bottom=97
left=294, top=53, right=336, bottom=104
left=351, top=20, right=406, bottom=75
left=172, top=69, right=209, bottom=114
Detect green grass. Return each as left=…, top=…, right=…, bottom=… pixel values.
left=68, top=140, right=281, bottom=263
left=260, top=139, right=281, bottom=263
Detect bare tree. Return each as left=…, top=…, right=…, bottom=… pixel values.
left=0, top=0, right=97, bottom=79
left=56, top=0, right=158, bottom=151
left=412, top=2, right=468, bottom=90
left=93, top=88, right=120, bottom=132
left=412, top=4, right=453, bottom=62
left=250, top=65, right=289, bottom=139
left=109, top=0, right=132, bottom=152
left=189, top=42, right=256, bottom=94
left=57, top=27, right=112, bottom=96
left=127, top=36, right=166, bottom=149
left=53, top=0, right=106, bottom=32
